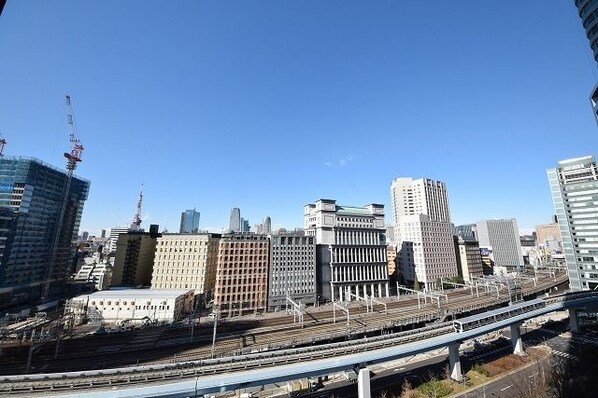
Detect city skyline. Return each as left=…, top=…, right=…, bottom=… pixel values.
left=1, top=2, right=597, bottom=236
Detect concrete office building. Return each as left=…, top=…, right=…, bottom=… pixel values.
left=179, top=209, right=200, bottom=233
left=229, top=208, right=241, bottom=232
left=454, top=236, right=484, bottom=283
left=397, top=214, right=458, bottom=289
left=111, top=225, right=160, bottom=287
left=476, top=219, right=524, bottom=270
left=214, top=234, right=269, bottom=316
left=390, top=177, right=458, bottom=290
left=304, top=199, right=389, bottom=302
left=72, top=254, right=112, bottom=291
left=268, top=232, right=316, bottom=311
left=535, top=222, right=563, bottom=253
left=390, top=177, right=451, bottom=241
left=548, top=155, right=598, bottom=290
left=0, top=157, right=90, bottom=298
left=151, top=233, right=221, bottom=301
left=65, top=289, right=194, bottom=326
left=387, top=245, right=397, bottom=278
left=108, top=227, right=129, bottom=254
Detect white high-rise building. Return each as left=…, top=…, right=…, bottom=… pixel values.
left=548, top=155, right=598, bottom=291
left=476, top=219, right=523, bottom=270
left=304, top=199, right=389, bottom=302
left=390, top=177, right=458, bottom=290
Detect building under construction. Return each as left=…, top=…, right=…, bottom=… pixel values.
left=0, top=156, right=90, bottom=305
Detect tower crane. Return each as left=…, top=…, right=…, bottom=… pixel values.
left=42, top=95, right=85, bottom=300
left=130, top=184, right=143, bottom=231
left=64, top=95, right=84, bottom=172
left=0, top=135, right=6, bottom=156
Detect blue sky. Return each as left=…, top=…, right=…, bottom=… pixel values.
left=1, top=1, right=597, bottom=235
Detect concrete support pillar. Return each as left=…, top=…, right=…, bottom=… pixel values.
left=357, top=368, right=371, bottom=398
left=510, top=322, right=525, bottom=356
left=569, top=309, right=579, bottom=333
left=448, top=343, right=462, bottom=381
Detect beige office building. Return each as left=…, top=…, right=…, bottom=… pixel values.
left=214, top=234, right=270, bottom=317
left=151, top=233, right=221, bottom=300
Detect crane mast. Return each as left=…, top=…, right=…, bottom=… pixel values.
left=130, top=184, right=143, bottom=231
left=0, top=135, right=6, bottom=156
left=42, top=95, right=85, bottom=300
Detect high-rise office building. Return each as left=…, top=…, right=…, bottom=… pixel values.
left=574, top=1, right=598, bottom=65
left=179, top=209, right=200, bottom=233
left=151, top=233, right=221, bottom=299
left=390, top=177, right=458, bottom=290
left=548, top=155, right=598, bottom=290
left=229, top=208, right=241, bottom=232
left=108, top=226, right=130, bottom=254
left=240, top=218, right=250, bottom=232
left=476, top=219, right=524, bottom=270
left=454, top=236, right=484, bottom=283
left=390, top=177, right=450, bottom=241
left=573, top=1, right=598, bottom=122
left=263, top=216, right=272, bottom=234
left=304, top=199, right=389, bottom=302
left=268, top=232, right=316, bottom=310
left=112, top=225, right=160, bottom=287
left=214, top=234, right=269, bottom=316
left=0, top=157, right=90, bottom=297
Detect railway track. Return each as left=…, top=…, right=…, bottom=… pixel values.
left=0, top=273, right=568, bottom=376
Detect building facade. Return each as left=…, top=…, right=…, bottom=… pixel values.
left=179, top=209, right=200, bottom=233
left=111, top=225, right=160, bottom=287
left=454, top=236, right=484, bottom=283
left=65, top=289, right=194, bottom=326
left=151, top=233, right=221, bottom=300
left=476, top=219, right=524, bottom=270
left=304, top=199, right=389, bottom=302
left=548, top=155, right=598, bottom=290
left=229, top=208, right=241, bottom=232
left=214, top=234, right=269, bottom=316
left=535, top=222, right=563, bottom=254
left=268, top=232, right=316, bottom=311
left=108, top=227, right=129, bottom=254
left=0, top=157, right=90, bottom=298
left=397, top=214, right=458, bottom=289
left=390, top=177, right=458, bottom=290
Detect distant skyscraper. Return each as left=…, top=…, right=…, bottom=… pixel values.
left=229, top=208, right=241, bottom=232
left=548, top=155, right=598, bottom=290
left=0, top=157, right=90, bottom=296
left=179, top=209, right=200, bottom=233
left=241, top=218, right=250, bottom=232
left=476, top=219, right=523, bottom=270
left=390, top=177, right=457, bottom=290
left=263, top=216, right=272, bottom=234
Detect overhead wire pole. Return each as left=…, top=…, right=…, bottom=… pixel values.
left=285, top=292, right=304, bottom=328
left=42, top=95, right=84, bottom=300
left=344, top=287, right=369, bottom=313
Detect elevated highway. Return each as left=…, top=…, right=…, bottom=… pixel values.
left=1, top=288, right=595, bottom=398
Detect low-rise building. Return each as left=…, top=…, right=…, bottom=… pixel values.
left=65, top=288, right=194, bottom=326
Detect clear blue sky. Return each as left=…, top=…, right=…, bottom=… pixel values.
left=1, top=1, right=597, bottom=235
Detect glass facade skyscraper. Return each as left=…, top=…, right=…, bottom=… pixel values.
left=229, top=208, right=241, bottom=232
left=548, top=155, right=598, bottom=291
left=179, top=209, right=200, bottom=233
left=0, top=157, right=90, bottom=298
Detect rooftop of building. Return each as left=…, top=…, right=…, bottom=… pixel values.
left=73, top=288, right=192, bottom=300
left=0, top=156, right=90, bottom=182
